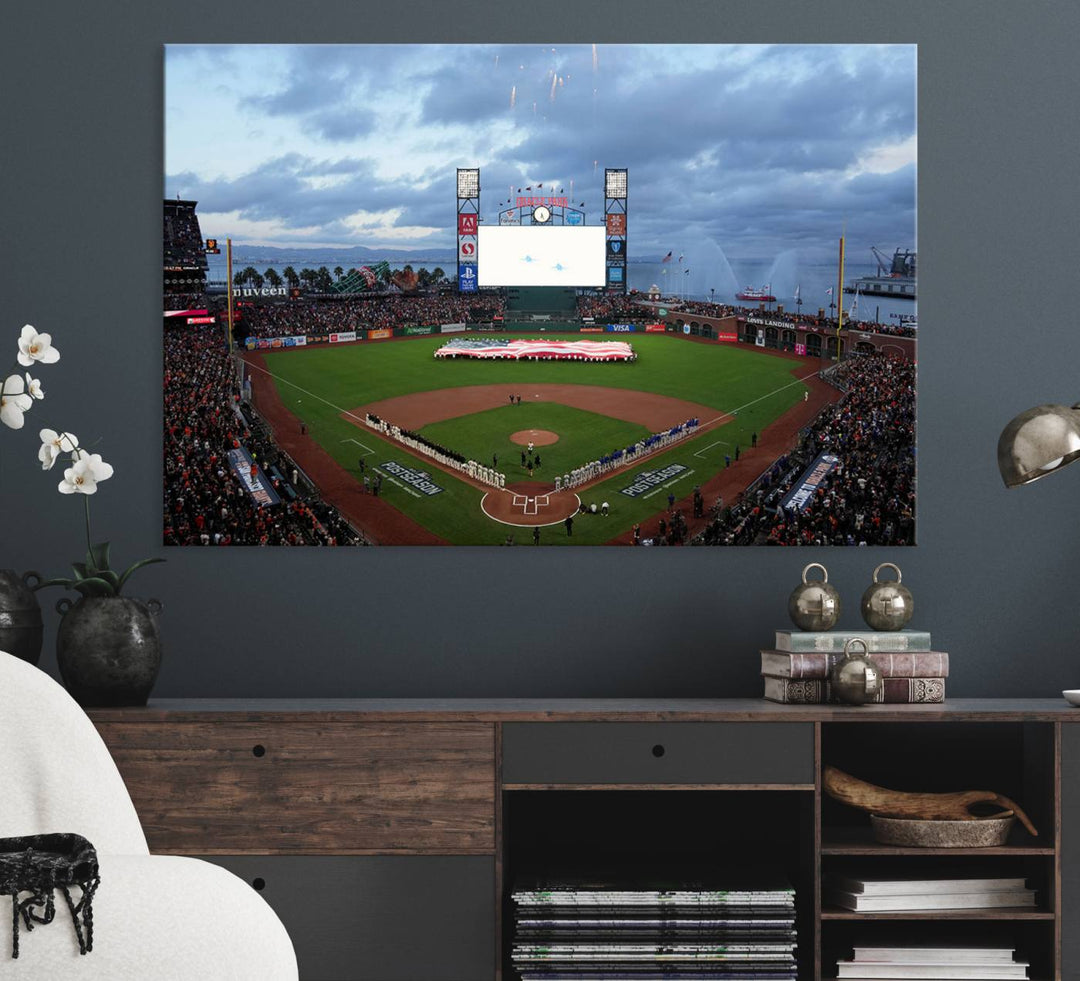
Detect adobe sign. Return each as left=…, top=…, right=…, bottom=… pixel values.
left=458, top=214, right=478, bottom=235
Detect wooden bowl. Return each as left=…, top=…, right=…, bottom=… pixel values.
left=870, top=813, right=1016, bottom=848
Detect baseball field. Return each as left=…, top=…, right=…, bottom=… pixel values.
left=250, top=331, right=814, bottom=545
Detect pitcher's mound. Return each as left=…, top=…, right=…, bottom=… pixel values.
left=511, top=429, right=559, bottom=446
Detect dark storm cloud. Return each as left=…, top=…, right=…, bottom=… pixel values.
left=172, top=44, right=914, bottom=254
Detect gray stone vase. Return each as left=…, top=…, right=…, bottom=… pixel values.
left=0, top=570, right=45, bottom=666
left=55, top=596, right=163, bottom=707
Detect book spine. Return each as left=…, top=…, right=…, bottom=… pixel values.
left=762, top=650, right=949, bottom=680
left=776, top=630, right=932, bottom=653
left=763, top=676, right=946, bottom=704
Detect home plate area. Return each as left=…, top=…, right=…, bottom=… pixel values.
left=481, top=481, right=581, bottom=527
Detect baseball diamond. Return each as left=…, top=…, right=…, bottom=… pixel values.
left=241, top=330, right=835, bottom=545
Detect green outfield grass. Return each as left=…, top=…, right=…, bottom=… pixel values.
left=259, top=334, right=809, bottom=544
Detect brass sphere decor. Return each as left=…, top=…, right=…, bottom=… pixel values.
left=860, top=562, right=914, bottom=631
left=787, top=562, right=841, bottom=632
left=830, top=638, right=884, bottom=705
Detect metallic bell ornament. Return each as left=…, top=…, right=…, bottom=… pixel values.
left=831, top=638, right=884, bottom=705
left=861, top=562, right=914, bottom=631
left=788, top=563, right=841, bottom=631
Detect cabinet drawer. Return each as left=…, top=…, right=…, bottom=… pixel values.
left=208, top=855, right=494, bottom=981
left=501, top=722, right=813, bottom=786
left=95, top=722, right=495, bottom=854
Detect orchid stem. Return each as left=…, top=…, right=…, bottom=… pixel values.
left=84, top=494, right=93, bottom=556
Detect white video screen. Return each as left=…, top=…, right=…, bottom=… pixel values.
left=477, top=226, right=607, bottom=286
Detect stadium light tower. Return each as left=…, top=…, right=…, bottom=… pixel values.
left=604, top=168, right=628, bottom=296
left=457, top=168, right=480, bottom=295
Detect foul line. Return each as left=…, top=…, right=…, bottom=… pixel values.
left=243, top=358, right=369, bottom=424
left=704, top=369, right=822, bottom=425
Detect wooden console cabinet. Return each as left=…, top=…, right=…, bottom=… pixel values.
left=90, top=700, right=1080, bottom=981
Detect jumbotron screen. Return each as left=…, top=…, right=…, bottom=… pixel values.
left=477, top=226, right=606, bottom=287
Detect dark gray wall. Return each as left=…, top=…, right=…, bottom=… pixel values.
left=3, top=1, right=1079, bottom=699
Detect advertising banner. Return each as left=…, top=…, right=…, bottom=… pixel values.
left=281, top=335, right=307, bottom=347
left=329, top=331, right=358, bottom=344
left=440, top=323, right=467, bottom=333
left=306, top=334, right=329, bottom=345
left=716, top=332, right=738, bottom=342
left=405, top=325, right=435, bottom=335
left=458, top=214, right=478, bottom=235
left=781, top=453, right=840, bottom=512
left=185, top=316, right=216, bottom=325
left=607, top=266, right=624, bottom=283
left=645, top=324, right=667, bottom=333
left=605, top=214, right=626, bottom=235
left=458, top=238, right=477, bottom=261
left=606, top=240, right=625, bottom=257
left=499, top=211, right=519, bottom=225
left=579, top=327, right=603, bottom=333
left=164, top=308, right=208, bottom=319
left=565, top=210, right=583, bottom=226
left=368, top=328, right=392, bottom=340
left=755, top=329, right=766, bottom=347
left=228, top=446, right=281, bottom=507
left=605, top=323, right=634, bottom=332
left=458, top=265, right=478, bottom=292
left=682, top=324, right=691, bottom=335
left=795, top=342, right=807, bottom=355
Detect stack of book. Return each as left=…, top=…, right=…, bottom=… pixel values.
left=835, top=945, right=1029, bottom=979
left=761, top=630, right=948, bottom=704
left=510, top=876, right=798, bottom=980
left=824, top=874, right=1036, bottom=912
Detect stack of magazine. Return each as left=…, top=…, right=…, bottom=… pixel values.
left=510, top=876, right=797, bottom=980
left=835, top=945, right=1030, bottom=979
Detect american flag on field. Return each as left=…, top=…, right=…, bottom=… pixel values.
left=434, top=338, right=635, bottom=362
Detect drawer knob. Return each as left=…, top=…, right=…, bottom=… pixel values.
left=252, top=744, right=267, bottom=758
left=252, top=877, right=266, bottom=891
left=651, top=744, right=666, bottom=758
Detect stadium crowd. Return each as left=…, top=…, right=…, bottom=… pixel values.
left=163, top=203, right=206, bottom=269
left=164, top=292, right=209, bottom=311
left=234, top=293, right=507, bottom=339
left=576, top=294, right=652, bottom=320
left=692, top=352, right=915, bottom=546
left=163, top=322, right=366, bottom=545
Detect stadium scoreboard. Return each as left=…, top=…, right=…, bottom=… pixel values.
left=477, top=226, right=606, bottom=287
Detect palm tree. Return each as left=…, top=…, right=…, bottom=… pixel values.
left=282, top=266, right=299, bottom=289
left=431, top=267, right=445, bottom=286
left=380, top=264, right=394, bottom=288
left=233, top=271, right=245, bottom=286
left=250, top=269, right=264, bottom=289
left=334, top=266, right=344, bottom=281
left=299, top=268, right=317, bottom=289
left=315, top=267, right=333, bottom=291
left=264, top=268, right=283, bottom=288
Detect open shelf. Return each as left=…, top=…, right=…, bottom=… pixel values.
left=821, top=826, right=1054, bottom=856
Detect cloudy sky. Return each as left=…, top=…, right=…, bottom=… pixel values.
left=165, top=44, right=915, bottom=261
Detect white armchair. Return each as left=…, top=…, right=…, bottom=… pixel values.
left=0, top=650, right=298, bottom=980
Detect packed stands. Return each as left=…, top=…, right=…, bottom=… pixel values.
left=163, top=199, right=208, bottom=292
left=692, top=352, right=915, bottom=546
left=235, top=292, right=506, bottom=339
left=163, top=322, right=366, bottom=546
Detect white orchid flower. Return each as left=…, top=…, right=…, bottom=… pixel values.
left=24, top=373, right=43, bottom=400
left=17, top=325, right=60, bottom=367
left=0, top=374, right=33, bottom=430
left=58, top=449, right=114, bottom=495
left=38, top=429, right=79, bottom=470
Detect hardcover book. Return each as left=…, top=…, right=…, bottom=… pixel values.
left=760, top=650, right=948, bottom=680
left=762, top=676, right=945, bottom=704
left=774, top=630, right=931, bottom=653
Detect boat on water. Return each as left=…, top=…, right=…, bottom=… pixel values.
left=736, top=284, right=776, bottom=302
left=845, top=247, right=916, bottom=299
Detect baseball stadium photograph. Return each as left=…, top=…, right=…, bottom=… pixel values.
left=163, top=43, right=916, bottom=546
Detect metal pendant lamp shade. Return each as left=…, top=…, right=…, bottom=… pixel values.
left=997, top=403, right=1080, bottom=487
